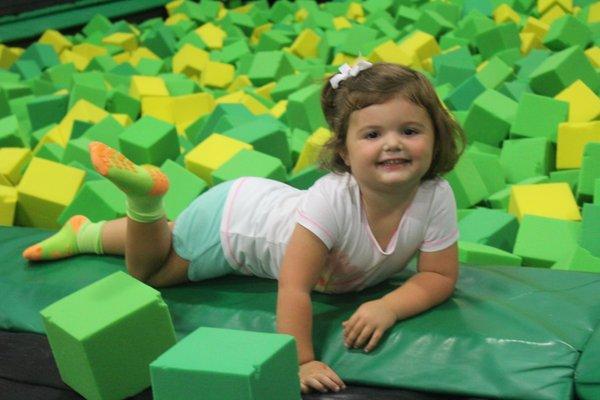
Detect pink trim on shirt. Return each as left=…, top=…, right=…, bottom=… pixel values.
left=297, top=209, right=335, bottom=244
left=223, top=178, right=246, bottom=268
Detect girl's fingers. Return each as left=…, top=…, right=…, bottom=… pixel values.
left=300, top=381, right=309, bottom=394
left=364, top=329, right=383, bottom=352
left=345, top=320, right=365, bottom=347
left=354, top=325, right=375, bottom=348
left=326, top=368, right=346, bottom=389
left=319, top=375, right=342, bottom=392
left=306, top=377, right=328, bottom=393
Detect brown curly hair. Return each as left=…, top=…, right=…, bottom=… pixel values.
left=319, top=62, right=465, bottom=181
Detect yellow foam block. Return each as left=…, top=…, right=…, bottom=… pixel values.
left=165, top=0, right=185, bottom=15
left=494, top=4, right=521, bottom=24
left=216, top=91, right=270, bottom=115
left=293, top=127, right=332, bottom=174
left=290, top=28, right=321, bottom=59
left=0, top=45, right=20, bottom=69
left=584, top=46, right=600, bottom=68
left=184, top=134, right=253, bottom=185
left=130, top=75, right=169, bottom=99
left=508, top=183, right=581, bottom=221
left=589, top=2, right=600, bottom=23
left=270, top=100, right=287, bottom=119
left=346, top=2, right=364, bottom=20
left=165, top=13, right=190, bottom=26
left=369, top=40, right=412, bottom=65
left=295, top=8, right=309, bottom=22
left=0, top=185, right=18, bottom=226
left=172, top=93, right=216, bottom=130
left=16, top=157, right=85, bottom=229
left=521, top=17, right=550, bottom=40
left=0, top=147, right=32, bottom=185
left=250, top=23, right=273, bottom=46
left=227, top=75, right=252, bottom=93
left=332, top=52, right=359, bottom=66
left=333, top=16, right=352, bottom=30
left=200, top=61, right=235, bottom=88
left=538, top=0, right=573, bottom=14
left=141, top=97, right=175, bottom=124
left=128, top=47, right=159, bottom=66
left=55, top=100, right=109, bottom=145
left=71, top=43, right=107, bottom=61
left=520, top=32, right=543, bottom=54
left=102, top=32, right=138, bottom=51
left=195, top=23, right=226, bottom=50
left=111, top=113, right=133, bottom=127
left=232, top=3, right=253, bottom=13
left=555, top=80, right=600, bottom=122
left=398, top=31, right=440, bottom=66
left=556, top=121, right=600, bottom=169
left=172, top=44, right=209, bottom=78
left=38, top=29, right=72, bottom=54
left=540, top=4, right=568, bottom=25
left=59, top=49, right=91, bottom=71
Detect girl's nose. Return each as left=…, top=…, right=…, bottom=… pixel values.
left=383, top=137, right=401, bottom=152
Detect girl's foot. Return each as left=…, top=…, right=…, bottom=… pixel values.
left=23, top=215, right=90, bottom=261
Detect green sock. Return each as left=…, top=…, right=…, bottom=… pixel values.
left=89, top=141, right=169, bottom=223
left=22, top=216, right=105, bottom=261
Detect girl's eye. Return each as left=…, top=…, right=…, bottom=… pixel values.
left=365, top=131, right=379, bottom=139
left=403, top=128, right=419, bottom=136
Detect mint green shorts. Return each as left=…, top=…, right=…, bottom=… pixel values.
left=172, top=181, right=236, bottom=282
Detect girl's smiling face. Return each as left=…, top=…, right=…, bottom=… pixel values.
left=341, top=95, right=435, bottom=193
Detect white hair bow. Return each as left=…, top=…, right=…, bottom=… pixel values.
left=329, top=59, right=373, bottom=89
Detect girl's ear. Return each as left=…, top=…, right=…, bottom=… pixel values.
left=339, top=148, right=350, bottom=167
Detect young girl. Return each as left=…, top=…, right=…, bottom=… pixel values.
left=23, top=61, right=465, bottom=394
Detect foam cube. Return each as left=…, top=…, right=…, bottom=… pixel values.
left=0, top=147, right=31, bottom=185
left=286, top=84, right=327, bottom=134
left=474, top=23, right=521, bottom=60
left=529, top=46, right=600, bottom=96
left=444, top=155, right=489, bottom=209
left=458, top=208, right=518, bottom=252
left=476, top=57, right=514, bottom=89
left=458, top=241, right=522, bottom=267
left=184, top=133, right=253, bottom=185
left=555, top=80, right=600, bottom=123
left=513, top=215, right=581, bottom=267
left=508, top=183, right=581, bottom=221
left=500, top=137, right=552, bottom=183
left=38, top=29, right=73, bottom=54
left=542, top=15, right=593, bottom=51
left=462, top=89, right=517, bottom=147
left=556, top=121, right=600, bottom=169
left=172, top=44, right=209, bottom=79
left=369, top=40, right=412, bottom=65
left=578, top=142, right=600, bottom=201
left=247, top=51, right=294, bottom=87
left=552, top=246, right=600, bottom=273
left=161, top=159, right=207, bottom=220
left=150, top=327, right=300, bottom=400
left=510, top=92, right=568, bottom=142
left=581, top=203, right=600, bottom=258
left=16, top=157, right=85, bottom=229
left=57, top=179, right=126, bottom=225
left=464, top=148, right=507, bottom=195
left=188, top=103, right=255, bottom=145
left=398, top=30, right=440, bottom=66
left=118, top=116, right=180, bottom=166
left=444, top=75, right=486, bottom=111
left=195, top=22, right=226, bottom=50
left=41, top=272, right=176, bottom=400
left=212, top=149, right=286, bottom=185
left=0, top=184, right=17, bottom=225
left=222, top=115, right=292, bottom=169
left=0, top=114, right=25, bottom=147
left=292, top=127, right=331, bottom=174
left=200, top=61, right=235, bottom=89
left=549, top=169, right=580, bottom=192
left=129, top=75, right=169, bottom=99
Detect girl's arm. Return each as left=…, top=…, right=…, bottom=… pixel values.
left=277, top=224, right=345, bottom=393
left=343, top=243, right=459, bottom=352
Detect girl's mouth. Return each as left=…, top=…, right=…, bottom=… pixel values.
left=377, top=158, right=411, bottom=167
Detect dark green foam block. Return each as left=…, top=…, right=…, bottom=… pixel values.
left=510, top=93, right=568, bottom=143
left=211, top=149, right=286, bottom=185
left=247, top=51, right=295, bottom=87
left=150, top=327, right=300, bottom=400
left=462, top=89, right=517, bottom=147
left=62, top=136, right=94, bottom=170
left=82, top=115, right=124, bottom=150
left=464, top=148, right=506, bottom=195
left=270, top=72, right=312, bottom=102
left=444, top=154, right=489, bottom=209
left=549, top=169, right=580, bottom=193
left=160, top=159, right=207, bottom=221
left=458, top=208, right=518, bottom=253
left=443, top=74, right=486, bottom=111
left=57, top=179, right=126, bottom=225
left=25, top=93, right=68, bottom=131
left=2, top=226, right=599, bottom=400
left=118, top=116, right=180, bottom=166
left=476, top=56, right=514, bottom=89
left=500, top=137, right=553, bottom=184
left=578, top=142, right=600, bottom=202
left=188, top=103, right=255, bottom=145
left=222, top=114, right=292, bottom=169
left=36, top=142, right=64, bottom=163
left=513, top=215, right=581, bottom=268
left=0, top=114, right=26, bottom=147
left=40, top=271, right=176, bottom=400
left=286, top=83, right=327, bottom=133
left=543, top=14, right=593, bottom=51
left=474, top=22, right=520, bottom=60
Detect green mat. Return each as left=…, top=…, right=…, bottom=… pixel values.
left=1, top=226, right=599, bottom=400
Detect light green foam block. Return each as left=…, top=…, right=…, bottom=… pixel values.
left=40, top=271, right=176, bottom=400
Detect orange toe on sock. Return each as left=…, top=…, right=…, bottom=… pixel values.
left=89, top=141, right=111, bottom=176
left=23, top=245, right=42, bottom=261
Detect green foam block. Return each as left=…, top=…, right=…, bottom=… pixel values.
left=150, top=327, right=300, bottom=400
left=40, top=271, right=176, bottom=400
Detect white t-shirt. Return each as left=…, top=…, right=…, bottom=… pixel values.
left=220, top=173, right=458, bottom=293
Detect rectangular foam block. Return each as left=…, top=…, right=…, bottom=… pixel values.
left=0, top=184, right=17, bottom=225
left=40, top=272, right=176, bottom=400
left=508, top=182, right=581, bottom=221
left=150, top=327, right=300, bottom=400
left=458, top=241, right=522, bottom=266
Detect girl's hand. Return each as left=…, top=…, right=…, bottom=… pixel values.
left=299, top=360, right=346, bottom=393
left=342, top=299, right=397, bottom=352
